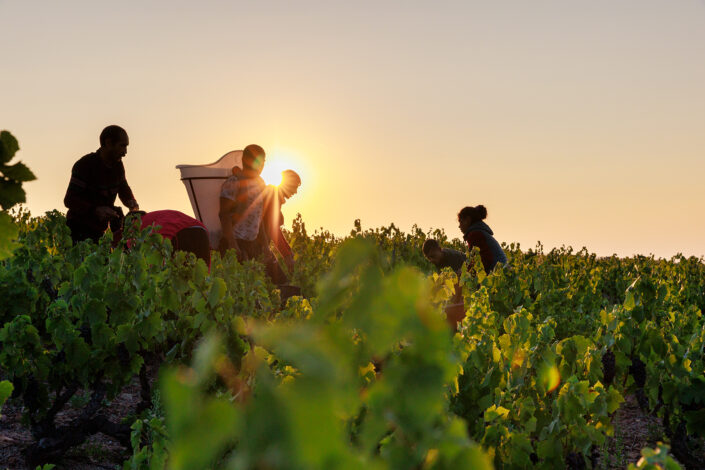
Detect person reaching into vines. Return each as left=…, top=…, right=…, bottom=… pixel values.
left=422, top=239, right=466, bottom=276
left=262, top=169, right=301, bottom=279
left=457, top=204, right=507, bottom=274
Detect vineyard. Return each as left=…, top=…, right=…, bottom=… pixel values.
left=0, top=130, right=703, bottom=470
left=0, top=207, right=702, bottom=470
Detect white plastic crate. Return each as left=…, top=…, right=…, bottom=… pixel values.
left=176, top=150, right=243, bottom=249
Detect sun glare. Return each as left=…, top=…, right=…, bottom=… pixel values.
left=261, top=164, right=284, bottom=186
left=261, top=154, right=300, bottom=187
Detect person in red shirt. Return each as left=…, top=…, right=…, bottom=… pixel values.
left=137, top=210, right=210, bottom=267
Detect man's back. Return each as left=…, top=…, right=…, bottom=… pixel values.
left=439, top=248, right=466, bottom=273
left=220, top=172, right=266, bottom=242
left=65, top=153, right=129, bottom=216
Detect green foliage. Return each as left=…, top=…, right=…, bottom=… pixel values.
left=0, top=211, right=19, bottom=259
left=2, top=207, right=704, bottom=469
left=161, top=239, right=493, bottom=470
left=627, top=444, right=682, bottom=469
left=0, top=379, right=13, bottom=416
left=0, top=131, right=36, bottom=259
left=123, top=393, right=168, bottom=470
left=0, top=130, right=37, bottom=209
left=0, top=210, right=280, bottom=464
left=285, top=214, right=459, bottom=298
left=0, top=214, right=172, bottom=419
left=444, top=243, right=705, bottom=467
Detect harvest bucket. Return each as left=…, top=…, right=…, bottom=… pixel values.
left=444, top=302, right=466, bottom=331
left=176, top=150, right=243, bottom=249
left=279, top=284, right=302, bottom=307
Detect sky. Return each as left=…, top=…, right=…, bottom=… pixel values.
left=2, top=0, right=704, bottom=258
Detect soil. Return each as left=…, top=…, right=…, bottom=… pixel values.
left=601, top=394, right=705, bottom=470
left=1, top=364, right=157, bottom=470
left=596, top=394, right=667, bottom=469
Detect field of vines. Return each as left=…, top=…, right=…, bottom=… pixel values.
left=1, top=131, right=704, bottom=470
left=1, top=206, right=703, bottom=470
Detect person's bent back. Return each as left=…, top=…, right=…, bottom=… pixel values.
left=422, top=239, right=466, bottom=275
left=140, top=210, right=210, bottom=267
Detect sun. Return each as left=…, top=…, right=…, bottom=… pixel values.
left=258, top=149, right=307, bottom=190
left=261, top=155, right=295, bottom=186
left=260, top=163, right=284, bottom=186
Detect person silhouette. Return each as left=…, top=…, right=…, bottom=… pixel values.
left=422, top=239, right=466, bottom=275
left=218, top=144, right=268, bottom=259
left=457, top=205, right=507, bottom=274
left=64, top=125, right=139, bottom=243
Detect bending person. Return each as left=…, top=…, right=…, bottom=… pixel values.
left=262, top=169, right=301, bottom=277
left=138, top=210, right=210, bottom=267
left=457, top=205, right=507, bottom=274
left=422, top=239, right=466, bottom=275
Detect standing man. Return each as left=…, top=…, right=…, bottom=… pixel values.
left=64, top=125, right=139, bottom=243
left=218, top=144, right=268, bottom=259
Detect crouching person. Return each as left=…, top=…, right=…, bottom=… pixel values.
left=422, top=239, right=466, bottom=276
left=125, top=210, right=210, bottom=268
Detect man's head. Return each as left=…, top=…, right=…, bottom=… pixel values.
left=99, top=125, right=129, bottom=164
left=280, top=169, right=301, bottom=198
left=422, top=239, right=443, bottom=266
left=242, top=144, right=266, bottom=174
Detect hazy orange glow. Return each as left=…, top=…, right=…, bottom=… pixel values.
left=3, top=2, right=705, bottom=258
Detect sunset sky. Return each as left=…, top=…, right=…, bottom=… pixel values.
left=3, top=1, right=704, bottom=258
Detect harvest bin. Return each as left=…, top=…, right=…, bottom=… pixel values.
left=177, top=151, right=301, bottom=304
left=176, top=150, right=243, bottom=249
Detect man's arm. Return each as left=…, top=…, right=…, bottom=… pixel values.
left=118, top=181, right=138, bottom=211
left=116, top=163, right=139, bottom=211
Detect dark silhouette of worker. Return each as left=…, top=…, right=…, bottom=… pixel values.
left=458, top=204, right=507, bottom=274
left=64, top=125, right=139, bottom=243
left=219, top=145, right=301, bottom=285
left=218, top=144, right=268, bottom=258
left=262, top=169, right=301, bottom=278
